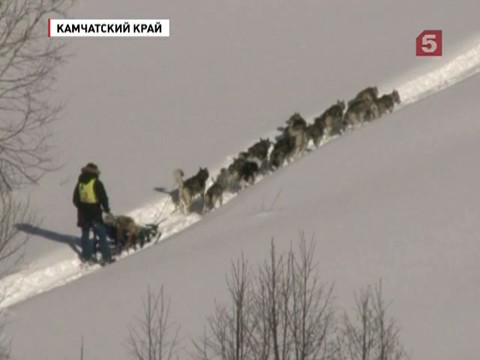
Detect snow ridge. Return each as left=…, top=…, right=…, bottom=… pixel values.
left=397, top=41, right=480, bottom=106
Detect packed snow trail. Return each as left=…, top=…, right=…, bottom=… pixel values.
left=1, top=39, right=480, bottom=310
left=395, top=39, right=480, bottom=106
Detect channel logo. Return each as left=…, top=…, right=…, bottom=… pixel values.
left=416, top=30, right=442, bottom=56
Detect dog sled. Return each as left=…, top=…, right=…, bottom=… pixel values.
left=92, top=214, right=162, bottom=258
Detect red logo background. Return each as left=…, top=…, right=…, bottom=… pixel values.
left=416, top=30, right=443, bottom=56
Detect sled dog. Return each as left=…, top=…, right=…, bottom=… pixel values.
left=174, top=168, right=209, bottom=214
left=104, top=213, right=140, bottom=253
left=204, top=180, right=225, bottom=212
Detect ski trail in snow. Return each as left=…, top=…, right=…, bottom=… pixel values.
left=394, top=40, right=480, bottom=106
left=1, top=39, right=480, bottom=310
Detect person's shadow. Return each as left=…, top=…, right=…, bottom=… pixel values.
left=16, top=223, right=82, bottom=258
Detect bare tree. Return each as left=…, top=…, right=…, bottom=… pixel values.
left=0, top=191, right=29, bottom=273
left=0, top=0, right=74, bottom=279
left=133, top=237, right=407, bottom=360
left=333, top=281, right=408, bottom=360
left=288, top=236, right=334, bottom=360
left=253, top=236, right=334, bottom=360
left=0, top=311, right=11, bottom=360
left=127, top=286, right=181, bottom=360
left=0, top=190, right=34, bottom=357
left=0, top=2, right=73, bottom=354
left=0, top=0, right=73, bottom=190
left=196, top=234, right=334, bottom=360
left=79, top=335, right=84, bottom=360
left=194, top=255, right=254, bottom=360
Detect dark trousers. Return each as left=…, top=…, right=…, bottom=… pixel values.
left=81, top=222, right=111, bottom=262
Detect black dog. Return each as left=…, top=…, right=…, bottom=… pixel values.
left=240, top=161, right=259, bottom=185
left=270, top=136, right=296, bottom=170
left=247, top=138, right=271, bottom=164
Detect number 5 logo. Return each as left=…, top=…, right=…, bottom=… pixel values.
left=416, top=30, right=442, bottom=56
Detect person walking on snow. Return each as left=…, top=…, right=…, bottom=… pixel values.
left=73, top=163, right=114, bottom=264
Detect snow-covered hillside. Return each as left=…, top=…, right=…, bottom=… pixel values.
left=3, top=1, right=480, bottom=359
left=2, top=36, right=480, bottom=312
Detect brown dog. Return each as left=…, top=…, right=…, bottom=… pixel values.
left=104, top=213, right=139, bottom=253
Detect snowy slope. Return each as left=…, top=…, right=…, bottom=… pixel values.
left=6, top=73, right=480, bottom=360
left=3, top=0, right=480, bottom=359
left=19, top=0, right=480, bottom=267
left=2, top=39, right=480, bottom=310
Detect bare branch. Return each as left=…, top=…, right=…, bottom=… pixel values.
left=0, top=190, right=30, bottom=277
left=0, top=0, right=73, bottom=189
left=197, top=234, right=335, bottom=360
left=193, top=255, right=254, bottom=360
left=194, top=236, right=408, bottom=360
left=0, top=189, right=34, bottom=358
left=126, top=285, right=181, bottom=360
left=336, top=280, right=408, bottom=360
left=0, top=1, right=73, bottom=356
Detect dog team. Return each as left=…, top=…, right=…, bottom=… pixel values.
left=73, top=86, right=399, bottom=263
left=174, top=86, right=400, bottom=214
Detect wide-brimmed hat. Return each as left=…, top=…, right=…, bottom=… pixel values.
left=81, top=162, right=100, bottom=175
